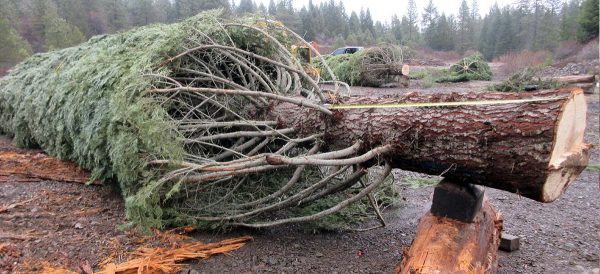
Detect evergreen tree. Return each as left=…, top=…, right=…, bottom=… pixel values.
left=0, top=16, right=32, bottom=69
left=237, top=0, right=256, bottom=14
left=0, top=0, right=19, bottom=26
left=55, top=0, right=89, bottom=36
left=174, top=0, right=229, bottom=19
left=299, top=7, right=314, bottom=40
left=577, top=0, right=599, bottom=41
left=457, top=0, right=472, bottom=53
left=560, top=0, right=581, bottom=40
left=258, top=2, right=267, bottom=14
left=406, top=0, right=419, bottom=43
left=268, top=0, right=277, bottom=15
left=471, top=0, right=479, bottom=20
left=44, top=15, right=86, bottom=50
left=348, top=11, right=360, bottom=34
left=154, top=0, right=175, bottom=23
left=470, top=0, right=481, bottom=45
left=0, top=0, right=595, bottom=66
left=82, top=0, right=107, bottom=35
left=479, top=4, right=501, bottom=59
left=432, top=13, right=456, bottom=51
left=361, top=8, right=375, bottom=37
left=373, top=21, right=385, bottom=41
left=536, top=7, right=560, bottom=51
left=390, top=14, right=403, bottom=43
left=494, top=7, right=515, bottom=57
left=308, top=0, right=324, bottom=38
left=30, top=0, right=85, bottom=52
left=422, top=0, right=438, bottom=48
left=128, top=0, right=157, bottom=26
left=103, top=0, right=129, bottom=32
left=275, top=0, right=300, bottom=33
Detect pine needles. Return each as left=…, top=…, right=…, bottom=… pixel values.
left=98, top=236, right=253, bottom=274
left=435, top=54, right=493, bottom=83
left=316, top=44, right=406, bottom=87
left=491, top=67, right=562, bottom=92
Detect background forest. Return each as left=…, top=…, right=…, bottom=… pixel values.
left=0, top=0, right=598, bottom=75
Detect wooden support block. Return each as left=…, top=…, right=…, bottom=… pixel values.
left=430, top=180, right=484, bottom=223
left=500, top=233, right=520, bottom=252
left=396, top=199, right=503, bottom=274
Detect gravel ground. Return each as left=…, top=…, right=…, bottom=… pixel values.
left=0, top=76, right=598, bottom=273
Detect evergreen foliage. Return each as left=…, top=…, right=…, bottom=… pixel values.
left=1, top=0, right=598, bottom=73
left=316, top=45, right=407, bottom=87
left=577, top=0, right=599, bottom=42
left=0, top=16, right=32, bottom=68
left=0, top=10, right=399, bottom=230
left=0, top=11, right=224, bottom=228
left=491, top=67, right=562, bottom=92
left=435, top=54, right=492, bottom=83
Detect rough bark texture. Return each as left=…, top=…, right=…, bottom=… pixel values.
left=269, top=88, right=590, bottom=202
left=396, top=199, right=502, bottom=274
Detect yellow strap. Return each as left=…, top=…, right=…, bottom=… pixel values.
left=324, top=96, right=565, bottom=110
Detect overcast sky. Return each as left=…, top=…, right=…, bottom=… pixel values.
left=245, top=0, right=518, bottom=23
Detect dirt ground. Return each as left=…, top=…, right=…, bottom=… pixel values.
left=0, top=68, right=598, bottom=273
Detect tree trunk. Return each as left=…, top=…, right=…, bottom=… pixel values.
left=396, top=199, right=502, bottom=274
left=269, top=88, right=590, bottom=202
left=552, top=74, right=595, bottom=84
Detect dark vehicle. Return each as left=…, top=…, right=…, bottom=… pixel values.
left=330, top=46, right=363, bottom=56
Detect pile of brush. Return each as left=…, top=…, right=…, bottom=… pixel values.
left=316, top=44, right=409, bottom=87
left=491, top=67, right=562, bottom=92
left=435, top=54, right=492, bottom=83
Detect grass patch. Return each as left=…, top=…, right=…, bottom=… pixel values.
left=410, top=68, right=447, bottom=89
left=585, top=164, right=600, bottom=172
left=401, top=176, right=442, bottom=188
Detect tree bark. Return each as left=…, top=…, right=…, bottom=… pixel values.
left=396, top=199, right=502, bottom=274
left=551, top=74, right=595, bottom=84
left=269, top=88, right=590, bottom=202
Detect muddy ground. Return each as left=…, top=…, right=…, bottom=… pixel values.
left=0, top=68, right=598, bottom=273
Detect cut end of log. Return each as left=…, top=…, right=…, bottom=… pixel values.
left=544, top=88, right=589, bottom=202
left=401, top=64, right=410, bottom=76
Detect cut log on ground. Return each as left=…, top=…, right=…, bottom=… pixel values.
left=550, top=75, right=597, bottom=94
left=396, top=199, right=502, bottom=274
left=552, top=74, right=596, bottom=84
left=268, top=88, right=590, bottom=202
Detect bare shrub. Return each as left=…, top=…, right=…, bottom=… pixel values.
left=576, top=38, right=599, bottom=61
left=494, top=51, right=551, bottom=76
left=414, top=48, right=460, bottom=64
left=555, top=40, right=585, bottom=60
